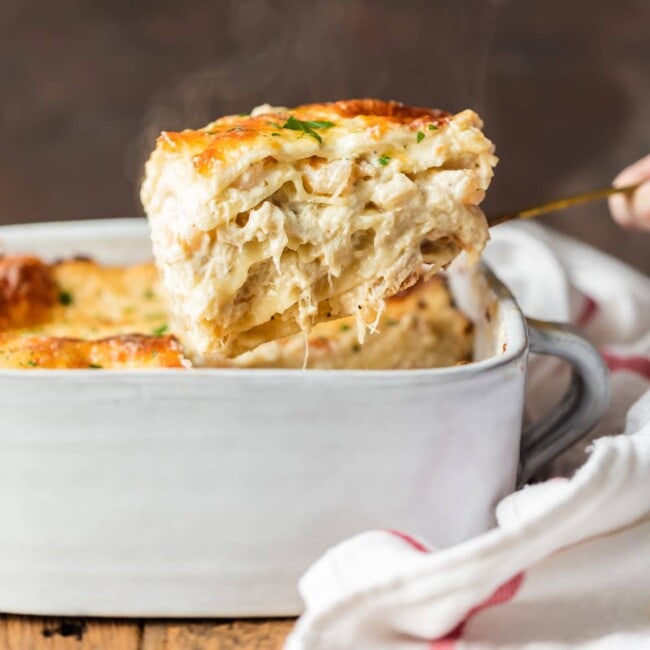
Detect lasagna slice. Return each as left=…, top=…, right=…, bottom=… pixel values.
left=141, top=99, right=496, bottom=362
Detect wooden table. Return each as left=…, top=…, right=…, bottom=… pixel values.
left=0, top=616, right=294, bottom=649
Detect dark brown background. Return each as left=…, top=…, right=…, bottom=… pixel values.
left=1, top=0, right=648, bottom=271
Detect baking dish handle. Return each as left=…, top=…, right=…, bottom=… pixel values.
left=517, top=318, right=610, bottom=487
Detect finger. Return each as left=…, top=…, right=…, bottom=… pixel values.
left=609, top=193, right=633, bottom=228
left=630, top=181, right=650, bottom=230
left=613, top=153, right=650, bottom=187
left=609, top=180, right=650, bottom=230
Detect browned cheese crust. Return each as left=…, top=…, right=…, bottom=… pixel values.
left=159, top=100, right=452, bottom=173
left=0, top=256, right=186, bottom=369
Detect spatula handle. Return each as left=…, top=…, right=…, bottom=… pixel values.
left=488, top=182, right=641, bottom=227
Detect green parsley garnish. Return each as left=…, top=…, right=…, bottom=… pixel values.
left=238, top=112, right=249, bottom=117
left=143, top=289, right=155, bottom=300
left=340, top=323, right=351, bottom=332
left=152, top=324, right=169, bottom=336
left=378, top=154, right=391, bottom=166
left=428, top=124, right=439, bottom=131
left=305, top=120, right=336, bottom=129
left=58, top=290, right=73, bottom=306
left=416, top=131, right=425, bottom=143
left=386, top=319, right=399, bottom=327
left=281, top=116, right=335, bottom=143
left=26, top=360, right=37, bottom=367
left=271, top=132, right=281, bottom=137
left=88, top=363, right=103, bottom=369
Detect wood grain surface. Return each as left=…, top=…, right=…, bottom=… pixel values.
left=0, top=616, right=294, bottom=650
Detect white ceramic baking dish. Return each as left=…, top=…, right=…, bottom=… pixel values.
left=0, top=219, right=609, bottom=617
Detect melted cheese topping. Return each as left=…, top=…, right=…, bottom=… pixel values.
left=0, top=256, right=471, bottom=370
left=141, top=99, right=496, bottom=362
left=0, top=257, right=186, bottom=369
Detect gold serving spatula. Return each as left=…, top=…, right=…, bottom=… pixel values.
left=488, top=182, right=641, bottom=227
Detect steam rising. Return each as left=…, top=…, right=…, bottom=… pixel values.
left=127, top=0, right=296, bottom=191
left=128, top=0, right=508, bottom=203
left=448, top=0, right=507, bottom=112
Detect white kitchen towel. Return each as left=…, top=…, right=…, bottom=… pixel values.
left=286, top=222, right=650, bottom=650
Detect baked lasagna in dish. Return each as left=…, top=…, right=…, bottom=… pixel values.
left=0, top=256, right=186, bottom=369
left=0, top=255, right=472, bottom=370
left=141, top=99, right=496, bottom=362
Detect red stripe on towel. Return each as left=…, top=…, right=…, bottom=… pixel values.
left=577, top=295, right=599, bottom=327
left=602, top=352, right=650, bottom=380
left=429, top=573, right=525, bottom=649
left=385, top=529, right=431, bottom=553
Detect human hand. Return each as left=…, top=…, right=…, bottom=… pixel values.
left=608, top=154, right=650, bottom=230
